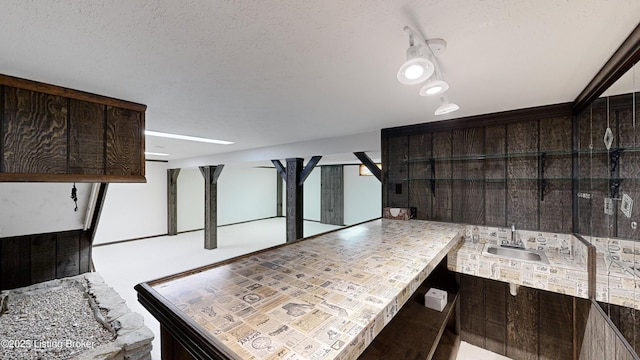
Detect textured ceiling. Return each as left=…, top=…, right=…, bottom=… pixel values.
left=1, top=1, right=639, bottom=166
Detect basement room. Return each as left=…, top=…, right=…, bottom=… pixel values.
left=1, top=1, right=640, bottom=359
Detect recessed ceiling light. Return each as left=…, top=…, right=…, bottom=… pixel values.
left=145, top=151, right=170, bottom=156
left=145, top=130, right=234, bottom=145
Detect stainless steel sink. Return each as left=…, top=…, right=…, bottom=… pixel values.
left=482, top=244, right=549, bottom=264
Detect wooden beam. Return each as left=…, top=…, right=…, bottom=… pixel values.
left=199, top=165, right=224, bottom=249
left=271, top=157, right=321, bottom=242
left=272, top=160, right=286, bottom=180
left=276, top=172, right=283, bottom=217
left=299, top=155, right=322, bottom=185
left=285, top=158, right=304, bottom=242
left=86, top=183, right=109, bottom=272
left=354, top=151, right=381, bottom=182
left=167, top=169, right=180, bottom=236
left=573, top=22, right=640, bottom=114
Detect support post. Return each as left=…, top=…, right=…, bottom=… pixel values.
left=276, top=172, right=283, bottom=217
left=272, top=156, right=321, bottom=242
left=167, top=169, right=181, bottom=236
left=199, top=165, right=224, bottom=250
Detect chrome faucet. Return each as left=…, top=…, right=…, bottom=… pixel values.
left=502, top=224, right=523, bottom=248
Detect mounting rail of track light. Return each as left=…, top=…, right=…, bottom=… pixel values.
left=397, top=26, right=459, bottom=115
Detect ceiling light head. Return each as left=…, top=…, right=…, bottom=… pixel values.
left=435, top=98, right=460, bottom=116
left=419, top=79, right=449, bottom=96
left=397, top=57, right=434, bottom=85
left=397, top=40, right=434, bottom=85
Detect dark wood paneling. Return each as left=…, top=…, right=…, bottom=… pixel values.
left=0, top=76, right=145, bottom=182
left=161, top=325, right=196, bottom=360
left=582, top=99, right=614, bottom=238
left=433, top=131, right=452, bottom=222
left=452, top=128, right=485, bottom=224
left=615, top=94, right=640, bottom=241
left=459, top=273, right=485, bottom=347
left=3, top=87, right=67, bottom=174
left=106, top=106, right=143, bottom=176
left=385, top=136, right=409, bottom=207
left=0, top=237, right=31, bottom=289
left=580, top=303, right=640, bottom=360
left=459, top=274, right=594, bottom=360
left=575, top=297, right=591, bottom=360
left=408, top=133, right=432, bottom=220
left=30, top=234, right=57, bottom=284
left=539, top=290, right=573, bottom=360
left=56, top=232, right=80, bottom=278
left=506, top=285, right=538, bottom=360
left=321, top=165, right=344, bottom=225
left=69, top=99, right=105, bottom=175
left=383, top=103, right=573, bottom=137
left=485, top=125, right=507, bottom=227
left=1, top=230, right=92, bottom=291
left=507, top=121, right=539, bottom=230
left=486, top=321, right=507, bottom=355
left=601, top=301, right=640, bottom=357
left=539, top=115, right=573, bottom=233
left=79, top=231, right=92, bottom=273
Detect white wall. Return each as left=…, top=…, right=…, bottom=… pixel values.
left=0, top=182, right=92, bottom=237
left=344, top=165, right=381, bottom=225
left=93, top=161, right=168, bottom=244
left=176, top=168, right=203, bottom=232
left=218, top=166, right=277, bottom=225
left=303, top=169, right=321, bottom=221
left=177, top=165, right=278, bottom=231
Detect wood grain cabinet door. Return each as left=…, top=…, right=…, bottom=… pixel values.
left=69, top=99, right=105, bottom=175
left=106, top=106, right=143, bottom=176
left=2, top=87, right=68, bottom=174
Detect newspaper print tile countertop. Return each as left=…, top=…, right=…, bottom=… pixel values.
left=151, top=219, right=464, bottom=360
left=589, top=236, right=640, bottom=310
left=448, top=225, right=590, bottom=299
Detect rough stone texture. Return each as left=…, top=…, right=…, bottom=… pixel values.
left=0, top=273, right=153, bottom=360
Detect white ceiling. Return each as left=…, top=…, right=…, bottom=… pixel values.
left=1, top=1, right=639, bottom=167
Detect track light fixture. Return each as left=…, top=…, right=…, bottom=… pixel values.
left=419, top=79, right=449, bottom=96
left=398, top=26, right=459, bottom=114
left=435, top=97, right=460, bottom=116
left=397, top=34, right=434, bottom=85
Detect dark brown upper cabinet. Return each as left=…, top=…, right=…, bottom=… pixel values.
left=0, top=74, right=146, bottom=182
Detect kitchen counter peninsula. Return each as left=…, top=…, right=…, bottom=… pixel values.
left=135, top=219, right=464, bottom=360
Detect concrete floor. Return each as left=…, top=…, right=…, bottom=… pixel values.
left=92, top=217, right=510, bottom=359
